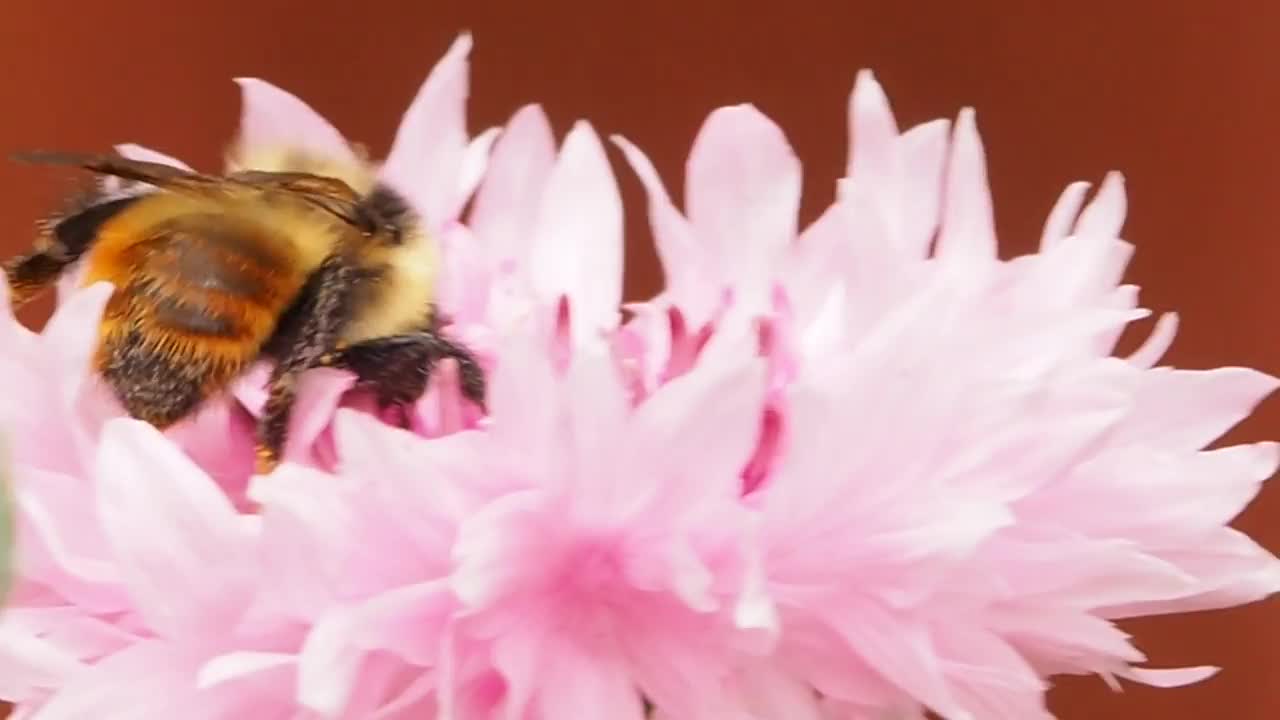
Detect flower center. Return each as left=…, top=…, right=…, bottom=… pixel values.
left=563, top=536, right=623, bottom=596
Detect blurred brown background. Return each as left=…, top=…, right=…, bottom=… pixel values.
left=0, top=1, right=1276, bottom=717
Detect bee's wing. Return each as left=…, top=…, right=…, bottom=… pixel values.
left=12, top=150, right=364, bottom=198
left=14, top=151, right=375, bottom=232
left=12, top=150, right=235, bottom=198
left=229, top=170, right=376, bottom=232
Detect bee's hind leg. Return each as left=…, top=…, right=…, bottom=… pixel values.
left=255, top=254, right=356, bottom=474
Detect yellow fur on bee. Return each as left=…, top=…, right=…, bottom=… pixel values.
left=341, top=224, right=441, bottom=344
left=225, top=143, right=378, bottom=196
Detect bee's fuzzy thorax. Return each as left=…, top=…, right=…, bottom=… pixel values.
left=340, top=194, right=440, bottom=345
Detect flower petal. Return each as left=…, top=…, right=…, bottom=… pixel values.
left=40, top=281, right=114, bottom=387
left=894, top=118, right=952, bottom=258
left=0, top=436, right=11, bottom=607
left=333, top=409, right=499, bottom=522
left=1126, top=312, right=1179, bottom=369
left=0, top=617, right=87, bottom=700
left=30, top=640, right=188, bottom=720
left=163, top=395, right=257, bottom=502
left=14, top=467, right=128, bottom=609
left=1073, top=171, right=1127, bottom=239
left=469, top=104, right=558, bottom=267
left=299, top=582, right=455, bottom=716
left=34, top=640, right=291, bottom=720
left=450, top=490, right=548, bottom=611
left=1117, top=665, right=1219, bottom=688
left=284, top=368, right=360, bottom=466
left=628, top=349, right=768, bottom=515
left=528, top=121, right=624, bottom=344
left=846, top=69, right=899, bottom=188
left=731, top=665, right=826, bottom=720
left=93, top=419, right=255, bottom=637
left=231, top=78, right=355, bottom=160
left=380, top=32, right=473, bottom=228
left=89, top=144, right=193, bottom=201
left=1039, top=181, right=1091, bottom=250
left=196, top=652, right=296, bottom=690
left=537, top=644, right=645, bottom=720
left=612, top=134, right=711, bottom=320
left=823, top=602, right=965, bottom=719
left=934, top=108, right=996, bottom=262
left=685, top=104, right=801, bottom=310
left=1120, top=367, right=1279, bottom=450
left=113, top=143, right=192, bottom=170
left=454, top=126, right=501, bottom=213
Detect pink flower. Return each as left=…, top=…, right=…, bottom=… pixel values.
left=618, top=69, right=1280, bottom=718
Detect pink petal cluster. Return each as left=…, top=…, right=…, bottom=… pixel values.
left=1, top=36, right=1277, bottom=720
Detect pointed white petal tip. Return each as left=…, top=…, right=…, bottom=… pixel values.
left=1253, top=440, right=1280, bottom=479
left=509, top=102, right=549, bottom=124
left=230, top=77, right=278, bottom=95
left=1126, top=311, right=1180, bottom=368
left=1100, top=170, right=1126, bottom=190
left=562, top=120, right=608, bottom=153
left=452, top=30, right=474, bottom=52
left=568, top=118, right=597, bottom=135
left=708, top=102, right=763, bottom=121
left=851, top=68, right=887, bottom=100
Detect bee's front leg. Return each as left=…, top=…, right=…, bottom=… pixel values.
left=316, top=315, right=486, bottom=425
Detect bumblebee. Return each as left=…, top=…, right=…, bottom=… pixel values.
left=3, top=149, right=485, bottom=473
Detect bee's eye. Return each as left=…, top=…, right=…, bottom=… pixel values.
left=353, top=209, right=379, bottom=237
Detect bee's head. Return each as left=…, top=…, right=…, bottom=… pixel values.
left=358, top=184, right=420, bottom=246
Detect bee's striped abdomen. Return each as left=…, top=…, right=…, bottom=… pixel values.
left=138, top=219, right=298, bottom=347
left=88, top=212, right=312, bottom=428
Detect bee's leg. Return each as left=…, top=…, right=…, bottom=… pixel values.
left=255, top=255, right=356, bottom=474
left=4, top=195, right=138, bottom=307
left=317, top=316, right=486, bottom=423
